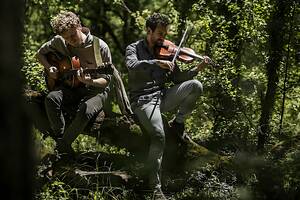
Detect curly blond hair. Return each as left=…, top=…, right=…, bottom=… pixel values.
left=50, top=11, right=81, bottom=34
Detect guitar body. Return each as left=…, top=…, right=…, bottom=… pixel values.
left=46, top=53, right=82, bottom=91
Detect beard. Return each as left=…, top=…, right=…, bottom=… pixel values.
left=155, top=39, right=164, bottom=47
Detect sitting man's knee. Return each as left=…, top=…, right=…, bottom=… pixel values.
left=190, top=79, right=203, bottom=94
left=77, top=103, right=96, bottom=120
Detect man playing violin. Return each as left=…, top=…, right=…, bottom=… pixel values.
left=36, top=11, right=112, bottom=156
left=125, top=13, right=211, bottom=199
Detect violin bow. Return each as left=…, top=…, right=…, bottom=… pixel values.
left=171, top=25, right=220, bottom=69
left=171, top=26, right=190, bottom=68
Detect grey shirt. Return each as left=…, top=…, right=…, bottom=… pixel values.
left=125, top=39, right=198, bottom=101
left=37, top=27, right=112, bottom=88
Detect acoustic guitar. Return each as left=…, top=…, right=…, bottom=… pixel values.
left=45, top=53, right=113, bottom=91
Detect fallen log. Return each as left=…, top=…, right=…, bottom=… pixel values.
left=25, top=89, right=230, bottom=192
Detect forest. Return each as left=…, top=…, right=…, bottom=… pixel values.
left=3, top=0, right=299, bottom=199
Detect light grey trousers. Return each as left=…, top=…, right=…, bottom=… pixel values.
left=131, top=79, right=203, bottom=189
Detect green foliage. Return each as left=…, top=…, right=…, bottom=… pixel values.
left=25, top=0, right=300, bottom=199
left=73, top=135, right=129, bottom=155
left=22, top=49, right=47, bottom=92
left=173, top=170, right=239, bottom=200
left=38, top=180, right=72, bottom=200
left=281, top=149, right=300, bottom=192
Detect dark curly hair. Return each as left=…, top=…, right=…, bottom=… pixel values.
left=50, top=11, right=81, bottom=35
left=146, top=13, right=170, bottom=31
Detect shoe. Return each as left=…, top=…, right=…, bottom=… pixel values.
left=169, top=120, right=186, bottom=138
left=169, top=119, right=184, bottom=135
left=169, top=120, right=195, bottom=144
left=152, top=187, right=167, bottom=200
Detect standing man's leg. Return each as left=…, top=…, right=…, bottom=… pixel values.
left=132, top=97, right=167, bottom=198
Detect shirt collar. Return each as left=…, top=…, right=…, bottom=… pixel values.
left=142, top=38, right=154, bottom=56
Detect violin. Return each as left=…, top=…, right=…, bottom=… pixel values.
left=155, top=25, right=219, bottom=68
left=155, top=39, right=204, bottom=64
left=155, top=39, right=220, bottom=69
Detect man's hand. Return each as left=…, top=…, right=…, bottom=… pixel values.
left=77, top=68, right=93, bottom=85
left=155, top=60, right=175, bottom=71
left=48, top=66, right=58, bottom=79
left=77, top=68, right=109, bottom=87
left=196, top=56, right=211, bottom=71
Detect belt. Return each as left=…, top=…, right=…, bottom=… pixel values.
left=136, top=91, right=162, bottom=102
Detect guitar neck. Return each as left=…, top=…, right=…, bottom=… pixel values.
left=62, top=63, right=113, bottom=79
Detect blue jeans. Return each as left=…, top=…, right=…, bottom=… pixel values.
left=131, top=79, right=203, bottom=189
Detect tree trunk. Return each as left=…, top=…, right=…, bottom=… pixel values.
left=257, top=0, right=289, bottom=151
left=0, top=0, right=34, bottom=199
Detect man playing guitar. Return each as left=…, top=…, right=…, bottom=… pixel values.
left=36, top=11, right=112, bottom=156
